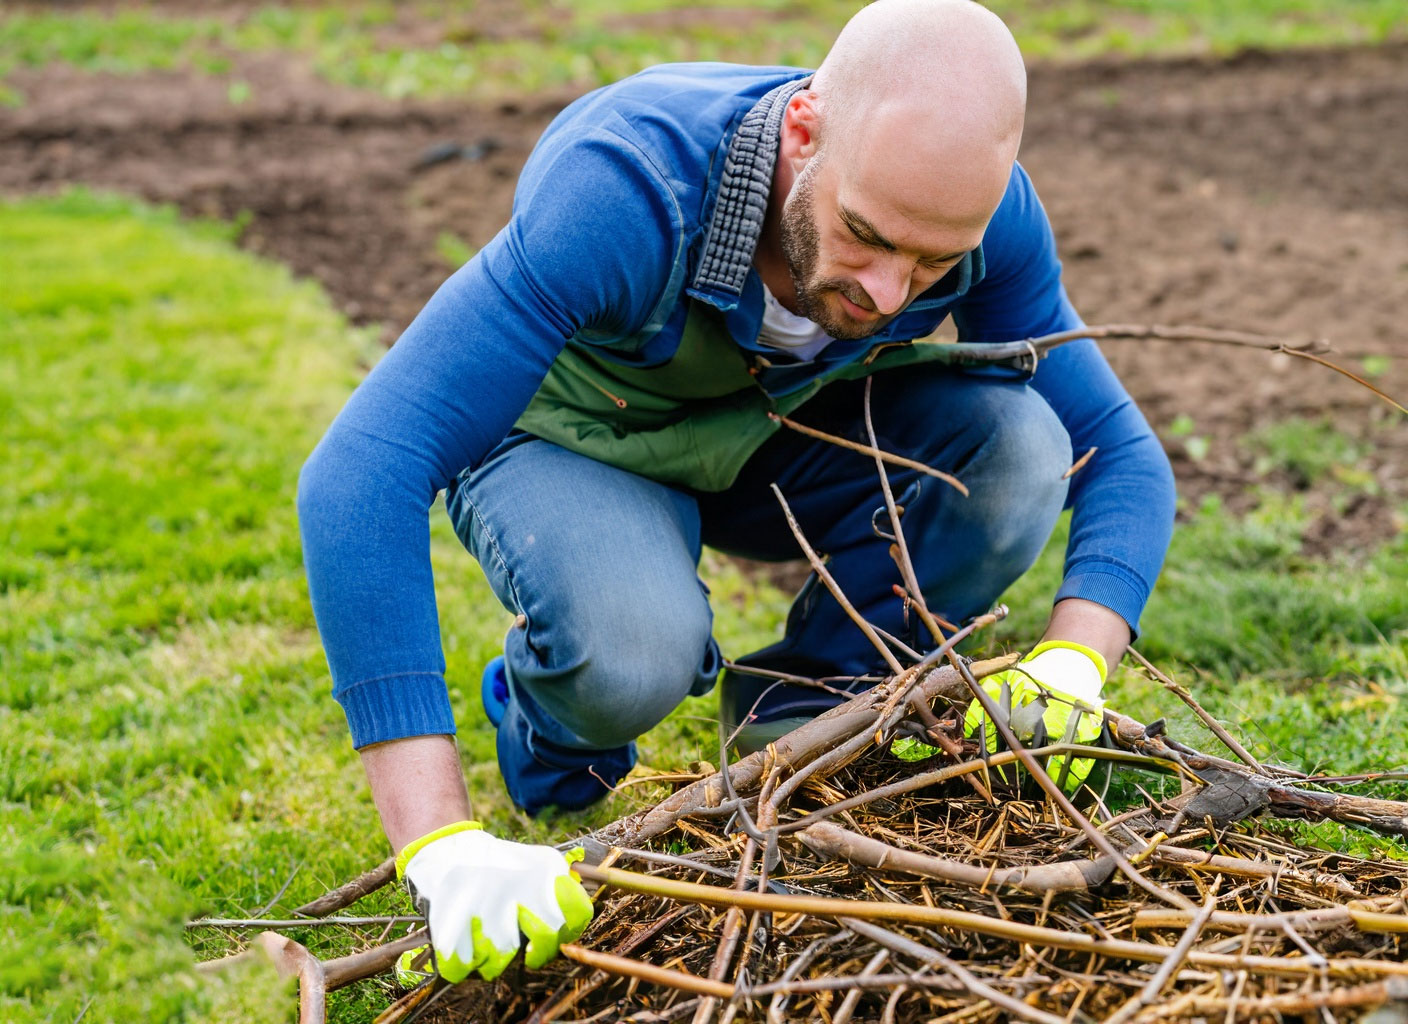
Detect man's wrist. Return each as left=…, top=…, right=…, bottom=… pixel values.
left=360, top=734, right=474, bottom=854
left=1041, top=597, right=1131, bottom=677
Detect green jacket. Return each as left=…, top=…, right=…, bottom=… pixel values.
left=515, top=301, right=990, bottom=491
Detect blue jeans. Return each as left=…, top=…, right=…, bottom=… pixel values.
left=446, top=367, right=1072, bottom=814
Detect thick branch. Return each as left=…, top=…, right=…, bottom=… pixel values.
left=799, top=821, right=1116, bottom=894
left=291, top=857, right=396, bottom=918
left=323, top=930, right=426, bottom=991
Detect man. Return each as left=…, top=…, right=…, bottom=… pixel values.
left=298, top=0, right=1174, bottom=986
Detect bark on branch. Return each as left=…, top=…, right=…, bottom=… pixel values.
left=577, top=655, right=1016, bottom=853
left=798, top=821, right=1116, bottom=894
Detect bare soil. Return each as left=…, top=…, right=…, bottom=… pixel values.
left=3, top=41, right=1405, bottom=553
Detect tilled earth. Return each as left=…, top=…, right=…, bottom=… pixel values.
left=4, top=40, right=1406, bottom=550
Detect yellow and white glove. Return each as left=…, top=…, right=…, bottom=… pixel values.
left=963, top=640, right=1108, bottom=793
left=394, top=821, right=594, bottom=984
left=892, top=641, right=1108, bottom=793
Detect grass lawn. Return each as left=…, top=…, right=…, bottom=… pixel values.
left=3, top=183, right=1405, bottom=1023
left=0, top=189, right=790, bottom=1022
left=1, top=0, right=1405, bottom=104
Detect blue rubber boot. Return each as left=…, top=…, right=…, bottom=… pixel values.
left=481, top=655, right=509, bottom=728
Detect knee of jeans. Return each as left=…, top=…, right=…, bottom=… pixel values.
left=546, top=601, right=715, bottom=749
left=961, top=391, right=1072, bottom=547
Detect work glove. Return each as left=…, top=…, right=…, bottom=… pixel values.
left=394, top=821, right=594, bottom=984
left=892, top=641, right=1108, bottom=795
left=963, top=640, right=1109, bottom=794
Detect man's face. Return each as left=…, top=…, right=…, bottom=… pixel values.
left=777, top=132, right=1007, bottom=341
left=779, top=164, right=889, bottom=340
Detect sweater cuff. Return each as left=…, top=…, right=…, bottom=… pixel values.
left=1054, top=563, right=1150, bottom=639
left=335, top=672, right=457, bottom=748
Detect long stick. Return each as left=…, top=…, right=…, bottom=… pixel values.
left=925, top=322, right=1406, bottom=415
left=571, top=867, right=1408, bottom=980
left=768, top=414, right=969, bottom=496
left=187, top=916, right=423, bottom=930
left=1125, top=648, right=1269, bottom=775
left=561, top=943, right=733, bottom=999
left=1134, top=902, right=1408, bottom=936
left=531, top=905, right=697, bottom=1024
left=323, top=930, right=426, bottom=990
left=1148, top=844, right=1362, bottom=897
left=771, top=482, right=907, bottom=676
left=1107, top=710, right=1408, bottom=839
left=935, top=322, right=1330, bottom=361
left=862, top=376, right=953, bottom=648
left=575, top=863, right=1408, bottom=978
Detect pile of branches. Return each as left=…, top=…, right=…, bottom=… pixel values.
left=199, top=655, right=1408, bottom=1024
left=195, top=357, right=1408, bottom=1023
left=549, top=697, right=1408, bottom=1024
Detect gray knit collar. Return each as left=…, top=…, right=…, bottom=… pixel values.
left=690, top=75, right=811, bottom=304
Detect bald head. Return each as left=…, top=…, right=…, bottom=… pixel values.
left=760, top=1, right=1028, bottom=338
left=811, top=0, right=1027, bottom=163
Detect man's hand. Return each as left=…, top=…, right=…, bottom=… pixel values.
left=396, top=821, right=594, bottom=982
left=962, top=640, right=1108, bottom=792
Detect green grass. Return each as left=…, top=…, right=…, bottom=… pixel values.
left=0, top=189, right=788, bottom=1022
left=1, top=0, right=1404, bottom=103
left=3, top=191, right=1405, bottom=1022
left=1245, top=415, right=1376, bottom=490
left=1, top=189, right=383, bottom=1022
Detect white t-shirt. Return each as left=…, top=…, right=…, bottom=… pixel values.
left=757, top=284, right=834, bottom=362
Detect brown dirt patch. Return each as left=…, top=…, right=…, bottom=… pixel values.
left=2, top=42, right=1405, bottom=554
left=1022, top=45, right=1408, bottom=538
left=0, top=54, right=567, bottom=331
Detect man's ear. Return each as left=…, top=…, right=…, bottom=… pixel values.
left=779, top=90, right=822, bottom=171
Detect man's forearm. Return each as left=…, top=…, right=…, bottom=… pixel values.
left=1041, top=597, right=1131, bottom=675
left=360, top=734, right=473, bottom=854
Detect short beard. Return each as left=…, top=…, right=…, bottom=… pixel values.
left=778, top=162, right=891, bottom=341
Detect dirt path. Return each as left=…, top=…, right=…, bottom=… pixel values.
left=3, top=43, right=1405, bottom=546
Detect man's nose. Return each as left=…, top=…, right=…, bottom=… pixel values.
left=854, top=259, right=912, bottom=316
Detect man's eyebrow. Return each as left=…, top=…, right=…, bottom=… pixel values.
left=839, top=205, right=898, bottom=251
left=838, top=204, right=968, bottom=263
